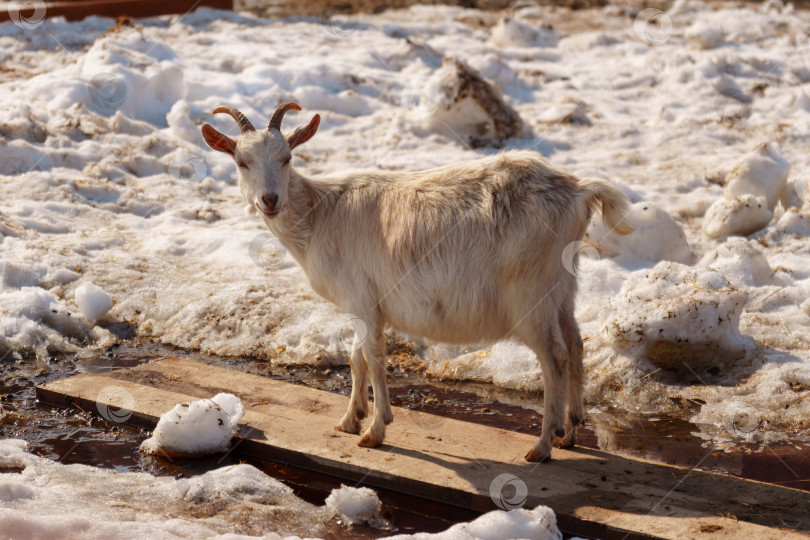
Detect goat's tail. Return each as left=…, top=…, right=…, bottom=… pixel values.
left=578, top=177, right=635, bottom=235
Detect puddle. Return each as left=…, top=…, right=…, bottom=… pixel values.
left=2, top=339, right=809, bottom=539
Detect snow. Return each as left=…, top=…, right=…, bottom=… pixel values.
left=386, top=505, right=562, bottom=540
left=703, top=194, right=773, bottom=239
left=74, top=281, right=114, bottom=322
left=724, top=142, right=790, bottom=211
left=703, top=142, right=792, bottom=238
left=0, top=438, right=327, bottom=539
left=586, top=201, right=693, bottom=264
left=490, top=15, right=558, bottom=49
left=141, top=393, right=245, bottom=457
left=324, top=485, right=382, bottom=525
left=2, top=0, right=810, bottom=535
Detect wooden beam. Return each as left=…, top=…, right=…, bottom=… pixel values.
left=36, top=357, right=810, bottom=540
left=0, top=0, right=232, bottom=24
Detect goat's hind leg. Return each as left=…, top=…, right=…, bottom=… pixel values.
left=522, top=320, right=569, bottom=463
left=555, top=308, right=584, bottom=449
left=335, top=338, right=370, bottom=434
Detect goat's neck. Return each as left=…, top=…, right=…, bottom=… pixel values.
left=263, top=168, right=321, bottom=264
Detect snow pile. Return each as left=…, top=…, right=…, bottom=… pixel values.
left=598, top=262, right=753, bottom=373
left=141, top=393, right=245, bottom=457
left=703, top=195, right=773, bottom=239
left=490, top=15, right=558, bottom=49
left=325, top=485, right=382, bottom=525
left=781, top=176, right=807, bottom=210
left=74, top=281, right=113, bottom=322
left=0, top=286, right=106, bottom=359
left=416, top=57, right=527, bottom=148
left=0, top=438, right=324, bottom=538
left=386, top=505, right=562, bottom=540
left=586, top=202, right=692, bottom=265
left=536, top=98, right=591, bottom=125
left=685, top=20, right=725, bottom=50
left=703, top=143, right=791, bottom=238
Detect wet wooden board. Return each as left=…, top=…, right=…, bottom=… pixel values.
left=0, top=0, right=232, bottom=23
left=37, top=357, right=810, bottom=540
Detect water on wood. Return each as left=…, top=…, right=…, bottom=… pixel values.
left=2, top=340, right=809, bottom=538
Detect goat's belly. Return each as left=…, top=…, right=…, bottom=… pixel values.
left=382, top=297, right=510, bottom=345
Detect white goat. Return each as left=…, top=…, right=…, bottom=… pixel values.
left=202, top=103, right=633, bottom=462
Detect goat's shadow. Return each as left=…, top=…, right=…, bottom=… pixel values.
left=360, top=438, right=809, bottom=533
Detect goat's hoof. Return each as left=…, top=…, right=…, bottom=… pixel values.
left=358, top=433, right=383, bottom=448
left=554, top=431, right=576, bottom=449
left=334, top=417, right=362, bottom=434
left=525, top=447, right=551, bottom=463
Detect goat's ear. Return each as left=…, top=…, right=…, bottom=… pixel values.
left=201, top=123, right=237, bottom=156
left=287, top=114, right=320, bottom=151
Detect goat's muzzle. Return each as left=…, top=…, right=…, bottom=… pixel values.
left=258, top=193, right=280, bottom=218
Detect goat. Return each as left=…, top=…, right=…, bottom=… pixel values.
left=201, top=103, right=634, bottom=462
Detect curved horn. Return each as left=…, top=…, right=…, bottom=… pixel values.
left=269, top=102, right=302, bottom=132
left=212, top=106, right=255, bottom=134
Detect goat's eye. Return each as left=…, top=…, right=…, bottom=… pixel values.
left=282, top=157, right=291, bottom=166
left=237, top=160, right=249, bottom=170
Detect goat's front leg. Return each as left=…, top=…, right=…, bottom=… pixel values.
left=335, top=337, right=369, bottom=434
left=358, top=324, right=392, bottom=448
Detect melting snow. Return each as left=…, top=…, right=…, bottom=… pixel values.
left=140, top=393, right=245, bottom=457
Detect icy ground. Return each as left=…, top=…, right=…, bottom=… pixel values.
left=1, top=0, right=810, bottom=534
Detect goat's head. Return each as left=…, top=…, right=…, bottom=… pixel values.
left=201, top=103, right=320, bottom=218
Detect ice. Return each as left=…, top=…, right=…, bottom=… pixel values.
left=325, top=485, right=382, bottom=524
left=74, top=281, right=114, bottom=323
left=385, top=505, right=561, bottom=540
left=140, top=393, right=245, bottom=457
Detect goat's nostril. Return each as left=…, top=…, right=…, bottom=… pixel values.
left=262, top=193, right=279, bottom=209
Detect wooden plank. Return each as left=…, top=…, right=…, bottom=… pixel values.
left=36, top=357, right=810, bottom=540
left=0, top=0, right=232, bottom=23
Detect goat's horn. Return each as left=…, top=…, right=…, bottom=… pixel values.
left=269, top=102, right=302, bottom=132
left=212, top=106, right=255, bottom=134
